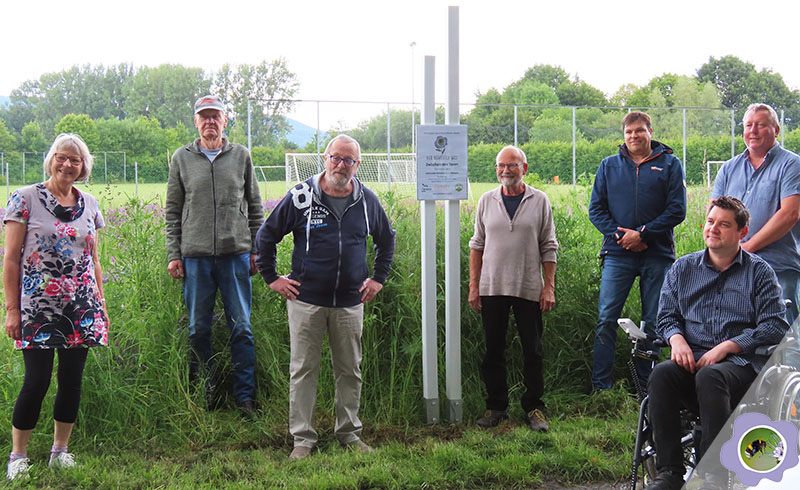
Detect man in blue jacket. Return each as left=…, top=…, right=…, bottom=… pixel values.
left=256, top=134, right=395, bottom=460
left=589, top=111, right=686, bottom=393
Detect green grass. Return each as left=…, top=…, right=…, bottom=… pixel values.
left=0, top=183, right=713, bottom=488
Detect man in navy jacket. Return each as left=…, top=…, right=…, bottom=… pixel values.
left=589, top=111, right=686, bottom=392
left=256, top=135, right=395, bottom=460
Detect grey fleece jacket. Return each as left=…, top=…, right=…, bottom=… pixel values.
left=165, top=138, right=264, bottom=261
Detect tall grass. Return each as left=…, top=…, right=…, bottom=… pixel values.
left=0, top=183, right=711, bottom=487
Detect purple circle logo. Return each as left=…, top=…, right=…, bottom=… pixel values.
left=721, top=413, right=798, bottom=486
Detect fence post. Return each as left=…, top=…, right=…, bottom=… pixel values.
left=572, top=106, right=576, bottom=188
left=247, top=99, right=252, bottom=152
left=781, top=109, right=785, bottom=146
left=513, top=104, right=518, bottom=147
left=315, top=101, right=321, bottom=173
left=731, top=109, right=736, bottom=158
left=682, top=108, right=687, bottom=173
left=134, top=161, right=139, bottom=197
left=387, top=102, right=392, bottom=191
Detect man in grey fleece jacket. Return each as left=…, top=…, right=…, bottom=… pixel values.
left=165, top=95, right=264, bottom=418
left=468, top=145, right=558, bottom=432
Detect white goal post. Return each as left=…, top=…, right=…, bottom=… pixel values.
left=284, top=153, right=417, bottom=192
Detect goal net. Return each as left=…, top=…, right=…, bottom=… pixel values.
left=284, top=153, right=417, bottom=194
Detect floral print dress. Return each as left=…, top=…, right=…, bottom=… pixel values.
left=4, top=183, right=107, bottom=349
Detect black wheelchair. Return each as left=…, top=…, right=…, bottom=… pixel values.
left=618, top=318, right=697, bottom=489
left=618, top=318, right=800, bottom=490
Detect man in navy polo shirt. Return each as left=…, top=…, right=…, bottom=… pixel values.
left=712, top=103, right=800, bottom=326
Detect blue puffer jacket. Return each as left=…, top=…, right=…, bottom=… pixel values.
left=589, top=141, right=686, bottom=259
left=255, top=173, right=395, bottom=308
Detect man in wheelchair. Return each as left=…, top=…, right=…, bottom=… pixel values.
left=645, top=196, right=790, bottom=490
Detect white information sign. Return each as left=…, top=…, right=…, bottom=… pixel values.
left=416, top=125, right=468, bottom=201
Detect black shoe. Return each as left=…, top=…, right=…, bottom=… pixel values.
left=237, top=400, right=257, bottom=419
left=644, top=470, right=684, bottom=490
left=476, top=410, right=508, bottom=428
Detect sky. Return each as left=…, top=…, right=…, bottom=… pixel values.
left=3, top=0, right=800, bottom=129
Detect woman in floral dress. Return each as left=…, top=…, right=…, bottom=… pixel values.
left=3, top=133, right=108, bottom=480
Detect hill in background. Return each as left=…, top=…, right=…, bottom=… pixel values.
left=286, top=118, right=325, bottom=147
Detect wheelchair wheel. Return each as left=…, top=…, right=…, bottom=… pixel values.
left=768, top=369, right=800, bottom=424
left=640, top=439, right=658, bottom=485
left=638, top=432, right=696, bottom=487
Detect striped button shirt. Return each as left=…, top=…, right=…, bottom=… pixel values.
left=657, top=248, right=789, bottom=372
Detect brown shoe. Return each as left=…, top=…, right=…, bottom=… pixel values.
left=343, top=439, right=374, bottom=453
left=476, top=410, right=509, bottom=428
left=526, top=409, right=549, bottom=432
left=289, top=446, right=312, bottom=460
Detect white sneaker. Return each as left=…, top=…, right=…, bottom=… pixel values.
left=48, top=451, right=76, bottom=469
left=6, top=458, right=31, bottom=480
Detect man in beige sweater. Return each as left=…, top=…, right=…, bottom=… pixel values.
left=468, top=145, right=558, bottom=431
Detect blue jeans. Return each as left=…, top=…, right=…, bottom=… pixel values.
left=183, top=253, right=256, bottom=403
left=592, top=254, right=673, bottom=391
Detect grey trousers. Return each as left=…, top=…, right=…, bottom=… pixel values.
left=287, top=299, right=364, bottom=448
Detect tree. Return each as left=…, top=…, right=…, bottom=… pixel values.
left=20, top=121, right=47, bottom=153
left=644, top=74, right=680, bottom=106
left=54, top=114, right=99, bottom=150
left=214, top=59, right=299, bottom=147
left=696, top=55, right=798, bottom=109
left=644, top=76, right=725, bottom=140
left=528, top=110, right=581, bottom=143
left=10, top=64, right=135, bottom=132
left=521, top=65, right=571, bottom=92
left=0, top=119, right=16, bottom=151
left=555, top=80, right=608, bottom=106
left=123, top=64, right=210, bottom=128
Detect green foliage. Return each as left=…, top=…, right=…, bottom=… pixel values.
left=0, top=118, right=15, bottom=150
left=54, top=114, right=100, bottom=149
left=7, top=63, right=134, bottom=134
left=696, top=55, right=800, bottom=125
left=214, top=59, right=299, bottom=147
left=123, top=64, right=209, bottom=128
left=522, top=64, right=571, bottom=91
left=20, top=121, right=47, bottom=153
left=555, top=80, right=607, bottom=107
left=251, top=146, right=287, bottom=180
left=0, top=185, right=723, bottom=487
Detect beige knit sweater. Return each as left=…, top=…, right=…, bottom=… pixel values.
left=469, top=184, right=558, bottom=302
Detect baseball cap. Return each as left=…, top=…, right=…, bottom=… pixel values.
left=194, top=95, right=225, bottom=114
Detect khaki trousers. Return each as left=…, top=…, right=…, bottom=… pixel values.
left=287, top=299, right=364, bottom=448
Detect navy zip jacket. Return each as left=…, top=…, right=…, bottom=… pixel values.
left=255, top=173, right=396, bottom=308
left=589, top=140, right=686, bottom=259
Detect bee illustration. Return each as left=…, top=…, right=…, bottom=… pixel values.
left=745, top=439, right=768, bottom=459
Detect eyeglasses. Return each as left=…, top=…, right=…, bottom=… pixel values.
left=327, top=154, right=358, bottom=167
left=54, top=154, right=83, bottom=165
left=496, top=163, right=523, bottom=170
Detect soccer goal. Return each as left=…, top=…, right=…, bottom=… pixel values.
left=284, top=153, right=417, bottom=195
